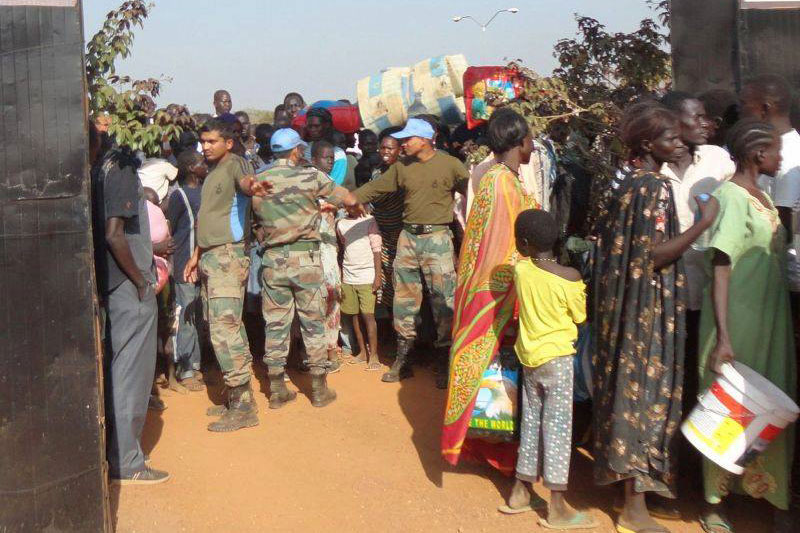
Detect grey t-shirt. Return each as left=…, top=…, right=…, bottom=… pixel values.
left=92, top=149, right=155, bottom=294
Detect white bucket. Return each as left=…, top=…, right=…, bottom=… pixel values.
left=681, top=362, right=799, bottom=474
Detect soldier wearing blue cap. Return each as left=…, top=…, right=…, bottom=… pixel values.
left=252, top=129, right=362, bottom=408
left=352, top=118, right=469, bottom=388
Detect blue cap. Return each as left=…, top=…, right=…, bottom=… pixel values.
left=270, top=128, right=307, bottom=152
left=392, top=118, right=434, bottom=140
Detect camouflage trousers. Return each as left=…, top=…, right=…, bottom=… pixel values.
left=261, top=244, right=328, bottom=374
left=200, top=243, right=253, bottom=387
left=392, top=229, right=456, bottom=348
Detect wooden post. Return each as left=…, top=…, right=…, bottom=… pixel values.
left=0, top=1, right=111, bottom=530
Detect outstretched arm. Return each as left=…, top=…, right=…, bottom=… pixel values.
left=652, top=196, right=718, bottom=269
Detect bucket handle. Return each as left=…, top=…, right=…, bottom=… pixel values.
left=696, top=395, right=764, bottom=421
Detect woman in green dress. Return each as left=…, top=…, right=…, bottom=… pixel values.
left=698, top=118, right=797, bottom=533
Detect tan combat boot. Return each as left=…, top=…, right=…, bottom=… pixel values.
left=207, top=382, right=259, bottom=432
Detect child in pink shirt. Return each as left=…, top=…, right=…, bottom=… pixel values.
left=337, top=213, right=383, bottom=371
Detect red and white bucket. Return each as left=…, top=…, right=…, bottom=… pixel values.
left=681, top=362, right=799, bottom=474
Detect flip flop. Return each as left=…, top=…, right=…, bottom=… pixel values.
left=700, top=508, right=733, bottom=533
left=612, top=501, right=681, bottom=521
left=616, top=523, right=669, bottom=533
left=497, top=494, right=547, bottom=515
left=539, top=512, right=598, bottom=530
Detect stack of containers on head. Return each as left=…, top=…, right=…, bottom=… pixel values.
left=356, top=54, right=469, bottom=133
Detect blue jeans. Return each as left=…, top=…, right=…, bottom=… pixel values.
left=174, top=281, right=202, bottom=379
left=339, top=313, right=355, bottom=354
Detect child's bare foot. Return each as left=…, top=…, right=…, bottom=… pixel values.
left=348, top=352, right=367, bottom=364
left=541, top=500, right=597, bottom=530
left=168, top=375, right=188, bottom=394
left=498, top=479, right=546, bottom=514
left=366, top=359, right=382, bottom=371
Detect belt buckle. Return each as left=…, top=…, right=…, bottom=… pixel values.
left=423, top=224, right=432, bottom=234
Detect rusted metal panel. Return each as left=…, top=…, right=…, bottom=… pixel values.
left=673, top=0, right=800, bottom=94
left=0, top=1, right=110, bottom=531
left=671, top=0, right=740, bottom=93
left=739, top=6, right=800, bottom=87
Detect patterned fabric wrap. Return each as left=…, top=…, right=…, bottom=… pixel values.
left=589, top=169, right=686, bottom=496
left=442, top=164, right=538, bottom=469
left=369, top=168, right=404, bottom=307
left=320, top=211, right=341, bottom=350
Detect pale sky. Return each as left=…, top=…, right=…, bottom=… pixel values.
left=82, top=0, right=659, bottom=115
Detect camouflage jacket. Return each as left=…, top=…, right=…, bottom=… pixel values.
left=255, top=159, right=347, bottom=247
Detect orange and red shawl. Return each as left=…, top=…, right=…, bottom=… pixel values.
left=441, top=163, right=538, bottom=472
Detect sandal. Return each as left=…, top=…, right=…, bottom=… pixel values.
left=700, top=505, right=733, bottom=533
left=540, top=512, right=598, bottom=530
left=616, top=524, right=669, bottom=533
left=613, top=497, right=681, bottom=521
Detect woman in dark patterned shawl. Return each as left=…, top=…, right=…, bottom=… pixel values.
left=591, top=103, right=719, bottom=533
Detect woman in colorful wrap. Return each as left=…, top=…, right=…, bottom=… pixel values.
left=697, top=119, right=796, bottom=533
left=591, top=102, right=718, bottom=533
left=442, top=109, right=539, bottom=484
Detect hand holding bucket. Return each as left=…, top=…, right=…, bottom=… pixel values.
left=682, top=362, right=799, bottom=474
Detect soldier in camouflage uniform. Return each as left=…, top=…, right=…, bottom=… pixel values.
left=252, top=129, right=361, bottom=408
left=184, top=118, right=269, bottom=432
left=353, top=118, right=469, bottom=388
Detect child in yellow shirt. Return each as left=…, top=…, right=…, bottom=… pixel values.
left=507, top=209, right=595, bottom=530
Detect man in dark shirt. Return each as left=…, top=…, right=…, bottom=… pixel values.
left=91, top=128, right=169, bottom=485
left=352, top=118, right=469, bottom=387
left=166, top=150, right=207, bottom=392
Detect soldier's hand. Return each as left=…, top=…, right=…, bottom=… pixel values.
left=346, top=202, right=367, bottom=218
left=320, top=202, right=338, bottom=214
left=240, top=175, right=271, bottom=197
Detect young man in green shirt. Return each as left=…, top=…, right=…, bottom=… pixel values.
left=352, top=118, right=469, bottom=387
left=184, top=118, right=269, bottom=432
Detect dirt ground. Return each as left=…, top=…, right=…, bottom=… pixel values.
left=112, top=361, right=773, bottom=533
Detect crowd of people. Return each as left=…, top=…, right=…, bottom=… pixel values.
left=89, top=77, right=799, bottom=532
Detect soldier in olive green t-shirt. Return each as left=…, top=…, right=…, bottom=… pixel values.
left=183, top=118, right=268, bottom=433
left=352, top=118, right=468, bottom=387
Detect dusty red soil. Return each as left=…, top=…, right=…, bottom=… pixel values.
left=112, top=362, right=772, bottom=532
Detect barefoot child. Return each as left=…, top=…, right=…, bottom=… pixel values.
left=337, top=211, right=383, bottom=371
left=507, top=209, right=596, bottom=530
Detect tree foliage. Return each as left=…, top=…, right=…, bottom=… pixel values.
left=86, top=1, right=191, bottom=156
left=468, top=1, right=671, bottom=231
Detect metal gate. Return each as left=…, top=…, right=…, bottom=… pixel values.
left=0, top=1, right=110, bottom=530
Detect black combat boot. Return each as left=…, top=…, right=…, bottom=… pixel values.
left=268, top=369, right=297, bottom=409
left=382, top=338, right=414, bottom=383
left=310, top=372, right=337, bottom=408
left=207, top=382, right=259, bottom=432
left=434, top=346, right=450, bottom=390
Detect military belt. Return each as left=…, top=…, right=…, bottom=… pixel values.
left=403, top=223, right=449, bottom=235
left=265, top=240, right=320, bottom=253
